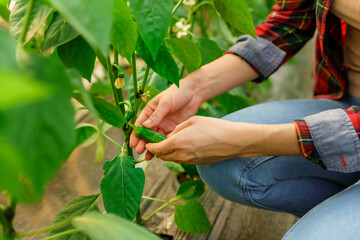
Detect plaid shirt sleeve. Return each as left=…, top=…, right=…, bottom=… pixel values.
left=227, top=0, right=317, bottom=82
left=294, top=106, right=360, bottom=171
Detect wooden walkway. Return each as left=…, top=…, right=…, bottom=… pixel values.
left=1, top=116, right=298, bottom=239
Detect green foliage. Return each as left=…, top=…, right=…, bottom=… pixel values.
left=49, top=194, right=100, bottom=239
left=175, top=180, right=206, bottom=201
left=129, top=0, right=173, bottom=60
left=9, top=0, right=52, bottom=43
left=57, top=36, right=96, bottom=81
left=197, top=38, right=223, bottom=66
left=165, top=38, right=201, bottom=73
left=42, top=12, right=79, bottom=52
left=136, top=36, right=180, bottom=86
left=111, top=0, right=137, bottom=61
left=100, top=155, right=145, bottom=221
left=48, top=0, right=113, bottom=54
left=73, top=212, right=161, bottom=240
left=0, top=3, right=9, bottom=22
left=74, top=124, right=97, bottom=148
left=214, top=0, right=255, bottom=37
left=174, top=200, right=211, bottom=234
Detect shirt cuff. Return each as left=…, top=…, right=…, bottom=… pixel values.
left=294, top=120, right=325, bottom=168
left=298, top=109, right=360, bottom=173
left=226, top=35, right=286, bottom=83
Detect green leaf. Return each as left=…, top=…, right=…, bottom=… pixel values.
left=0, top=137, right=24, bottom=200
left=175, top=200, right=211, bottom=234
left=197, top=38, right=223, bottom=66
left=42, top=12, right=79, bottom=51
left=176, top=180, right=206, bottom=201
left=48, top=0, right=113, bottom=54
left=0, top=52, right=75, bottom=197
left=57, top=36, right=95, bottom=81
left=214, top=0, right=255, bottom=37
left=129, top=0, right=172, bottom=59
left=95, top=130, right=105, bottom=163
left=140, top=85, right=160, bottom=109
left=0, top=28, right=17, bottom=71
left=164, top=162, right=185, bottom=173
left=180, top=163, right=197, bottom=179
left=74, top=94, right=127, bottom=129
left=74, top=124, right=97, bottom=148
left=73, top=212, right=161, bottom=240
left=147, top=71, right=168, bottom=92
left=137, top=37, right=179, bottom=87
left=0, top=3, right=9, bottom=22
left=100, top=155, right=145, bottom=221
left=165, top=38, right=201, bottom=73
left=50, top=194, right=100, bottom=240
left=9, top=0, right=52, bottom=43
left=0, top=69, right=51, bottom=110
left=111, top=0, right=137, bottom=61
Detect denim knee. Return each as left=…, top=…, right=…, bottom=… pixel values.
left=196, top=157, right=267, bottom=208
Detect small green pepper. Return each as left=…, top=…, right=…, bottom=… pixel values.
left=128, top=122, right=166, bottom=143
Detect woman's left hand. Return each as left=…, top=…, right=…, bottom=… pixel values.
left=145, top=116, right=263, bottom=165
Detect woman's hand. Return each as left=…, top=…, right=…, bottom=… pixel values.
left=145, top=116, right=261, bottom=164
left=129, top=81, right=205, bottom=157
left=145, top=116, right=302, bottom=164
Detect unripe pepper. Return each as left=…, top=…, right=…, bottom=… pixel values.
left=128, top=122, right=166, bottom=143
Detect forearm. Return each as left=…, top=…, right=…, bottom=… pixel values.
left=233, top=122, right=302, bottom=158
left=180, top=54, right=259, bottom=102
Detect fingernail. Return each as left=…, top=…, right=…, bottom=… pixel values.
left=143, top=120, right=152, bottom=127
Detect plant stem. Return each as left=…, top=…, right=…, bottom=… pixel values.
left=0, top=207, right=12, bottom=239
left=103, top=133, right=122, bottom=149
left=16, top=219, right=72, bottom=238
left=19, top=0, right=34, bottom=45
left=142, top=197, right=177, bottom=221
left=39, top=229, right=80, bottom=240
left=141, top=196, right=176, bottom=206
left=114, top=49, right=119, bottom=65
left=192, top=1, right=213, bottom=13
left=172, top=0, right=185, bottom=16
left=132, top=65, right=150, bottom=122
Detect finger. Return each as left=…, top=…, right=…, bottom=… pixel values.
left=143, top=102, right=171, bottom=129
left=136, top=139, right=147, bottom=154
left=129, top=130, right=139, bottom=148
left=167, top=119, right=193, bottom=138
left=145, top=151, right=154, bottom=160
left=145, top=139, right=175, bottom=156
left=135, top=99, right=158, bottom=126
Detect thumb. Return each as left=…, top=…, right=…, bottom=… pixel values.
left=143, top=103, right=170, bottom=128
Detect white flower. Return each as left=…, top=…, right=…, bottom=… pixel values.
left=173, top=18, right=191, bottom=38
left=176, top=31, right=188, bottom=38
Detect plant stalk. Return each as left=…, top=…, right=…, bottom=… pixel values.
left=132, top=65, right=150, bottom=122
left=141, top=196, right=176, bottom=206
left=103, top=133, right=122, bottom=149
left=142, top=196, right=177, bottom=221
left=19, top=0, right=35, bottom=45
left=39, top=229, right=80, bottom=240
left=16, top=219, right=72, bottom=238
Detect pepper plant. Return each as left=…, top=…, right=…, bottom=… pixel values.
left=0, top=0, right=260, bottom=239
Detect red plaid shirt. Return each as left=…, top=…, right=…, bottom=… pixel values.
left=254, top=0, right=360, bottom=167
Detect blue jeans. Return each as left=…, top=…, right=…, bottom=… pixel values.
left=197, top=95, right=360, bottom=239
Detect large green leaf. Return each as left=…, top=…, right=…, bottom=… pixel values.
left=73, top=212, right=161, bottom=240
left=0, top=52, right=75, bottom=197
left=0, top=138, right=24, bottom=200
left=74, top=124, right=97, bottom=148
left=175, top=180, right=206, bottom=201
left=0, top=3, right=9, bottom=22
left=57, top=36, right=95, bottom=81
left=136, top=37, right=179, bottom=86
left=0, top=69, right=51, bottom=110
left=129, top=0, right=172, bottom=59
left=174, top=200, right=211, bottom=234
left=100, top=155, right=145, bottom=221
left=214, top=0, right=255, bottom=37
left=9, top=0, right=52, bottom=43
left=74, top=94, right=127, bottom=129
left=0, top=29, right=17, bottom=70
left=48, top=0, right=113, bottom=54
left=42, top=12, right=79, bottom=51
left=49, top=194, right=100, bottom=240
left=165, top=38, right=201, bottom=73
left=111, top=0, right=137, bottom=61
left=197, top=38, right=223, bottom=66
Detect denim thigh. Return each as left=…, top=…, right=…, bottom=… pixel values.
left=197, top=98, right=360, bottom=216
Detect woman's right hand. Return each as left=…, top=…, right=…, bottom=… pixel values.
left=129, top=81, right=205, bottom=158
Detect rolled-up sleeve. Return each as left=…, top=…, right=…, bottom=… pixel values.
left=294, top=107, right=360, bottom=173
